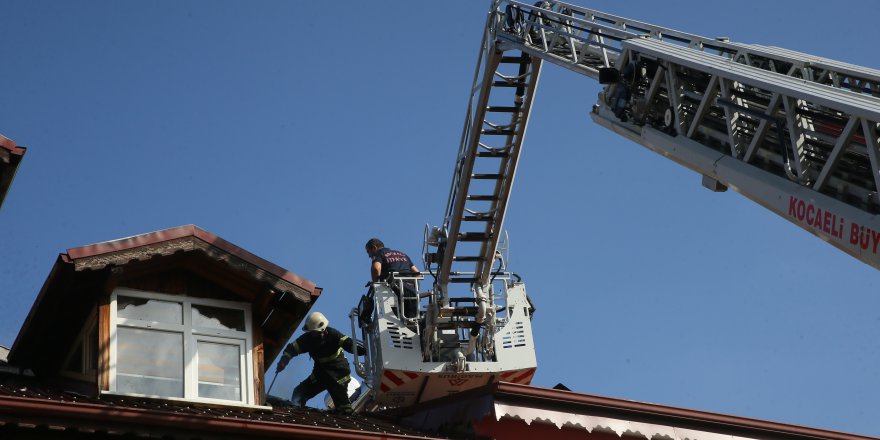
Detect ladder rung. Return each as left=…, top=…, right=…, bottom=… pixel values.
left=486, top=106, right=521, bottom=112
left=448, top=307, right=479, bottom=316
left=467, top=195, right=497, bottom=201
left=492, top=81, right=527, bottom=88
left=459, top=232, right=491, bottom=241
left=481, top=129, right=516, bottom=136
left=477, top=150, right=510, bottom=158
left=463, top=215, right=494, bottom=222
left=449, top=277, right=478, bottom=283
left=500, top=56, right=526, bottom=63
left=453, top=256, right=484, bottom=262
left=436, top=322, right=478, bottom=330
left=472, top=173, right=502, bottom=179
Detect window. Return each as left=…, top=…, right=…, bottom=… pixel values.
left=109, top=288, right=254, bottom=405
left=61, top=312, right=98, bottom=381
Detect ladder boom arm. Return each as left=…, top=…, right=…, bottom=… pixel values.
left=431, top=2, right=543, bottom=289
left=431, top=0, right=880, bottom=287
left=495, top=0, right=880, bottom=270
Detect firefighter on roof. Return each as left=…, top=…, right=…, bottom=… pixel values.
left=276, top=312, right=364, bottom=414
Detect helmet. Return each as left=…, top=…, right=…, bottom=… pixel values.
left=303, top=312, right=329, bottom=332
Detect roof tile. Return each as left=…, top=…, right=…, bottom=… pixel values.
left=0, top=373, right=441, bottom=439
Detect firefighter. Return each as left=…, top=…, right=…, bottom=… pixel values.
left=365, top=238, right=420, bottom=318
left=276, top=312, right=363, bottom=414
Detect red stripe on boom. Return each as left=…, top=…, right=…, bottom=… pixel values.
left=511, top=368, right=536, bottom=384
left=384, top=370, right=405, bottom=386
left=500, top=371, right=518, bottom=379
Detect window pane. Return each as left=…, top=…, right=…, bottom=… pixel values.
left=118, top=296, right=182, bottom=325
left=197, top=341, right=241, bottom=401
left=192, top=304, right=245, bottom=332
left=117, top=327, right=183, bottom=397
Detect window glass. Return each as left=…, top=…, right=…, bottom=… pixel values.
left=197, top=341, right=241, bottom=401
left=116, top=327, right=183, bottom=397
left=118, top=296, right=182, bottom=325
left=192, top=304, right=245, bottom=332
left=111, top=290, right=252, bottom=403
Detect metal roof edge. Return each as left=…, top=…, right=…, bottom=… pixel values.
left=65, top=224, right=318, bottom=295
left=398, top=382, right=877, bottom=440
left=0, top=133, right=26, bottom=157
left=490, top=383, right=878, bottom=440
left=189, top=226, right=318, bottom=294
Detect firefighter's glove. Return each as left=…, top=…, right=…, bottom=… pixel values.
left=356, top=340, right=366, bottom=356
left=276, top=358, right=289, bottom=373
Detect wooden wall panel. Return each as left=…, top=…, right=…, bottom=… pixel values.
left=253, top=324, right=265, bottom=405
left=97, top=300, right=110, bottom=392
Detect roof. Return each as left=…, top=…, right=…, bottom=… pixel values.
left=0, top=133, right=26, bottom=209
left=400, top=382, right=878, bottom=440
left=64, top=224, right=317, bottom=294
left=9, top=224, right=322, bottom=373
left=0, top=373, right=440, bottom=439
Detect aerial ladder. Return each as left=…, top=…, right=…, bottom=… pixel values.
left=348, top=0, right=880, bottom=412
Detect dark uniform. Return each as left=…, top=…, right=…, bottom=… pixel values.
left=372, top=247, right=416, bottom=279
left=372, top=248, right=419, bottom=318
left=278, top=327, right=360, bottom=413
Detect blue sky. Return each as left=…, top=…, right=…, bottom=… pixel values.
left=1, top=0, right=879, bottom=435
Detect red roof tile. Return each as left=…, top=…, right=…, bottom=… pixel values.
left=0, top=133, right=26, bottom=156
left=0, top=374, right=441, bottom=439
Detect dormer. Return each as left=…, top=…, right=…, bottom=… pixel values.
left=8, top=225, right=321, bottom=407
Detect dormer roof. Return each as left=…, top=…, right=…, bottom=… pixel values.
left=9, top=224, right=321, bottom=376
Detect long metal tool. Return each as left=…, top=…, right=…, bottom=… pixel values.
left=266, top=371, right=280, bottom=396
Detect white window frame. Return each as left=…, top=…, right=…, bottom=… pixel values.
left=192, top=335, right=247, bottom=401
left=108, top=287, right=255, bottom=405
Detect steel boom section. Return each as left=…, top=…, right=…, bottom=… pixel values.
left=439, top=48, right=543, bottom=287
left=482, top=1, right=880, bottom=270
left=606, top=37, right=880, bottom=268
left=497, top=0, right=880, bottom=96
left=438, top=0, right=880, bottom=285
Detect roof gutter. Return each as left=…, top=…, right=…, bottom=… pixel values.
left=0, top=394, right=437, bottom=440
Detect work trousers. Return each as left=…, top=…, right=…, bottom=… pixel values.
left=291, top=366, right=352, bottom=413
left=391, top=281, right=419, bottom=319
